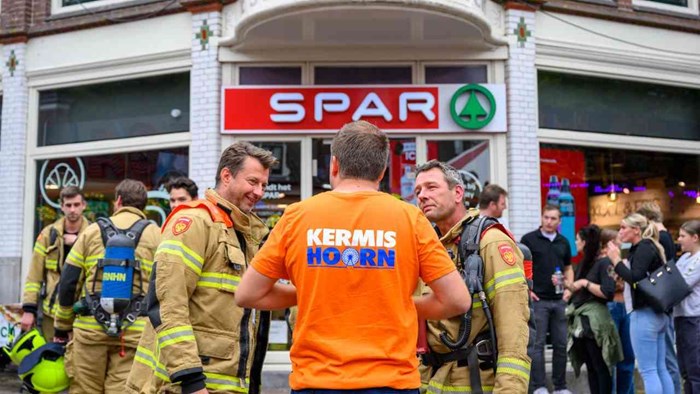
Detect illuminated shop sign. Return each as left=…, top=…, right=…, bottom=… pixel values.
left=222, top=84, right=506, bottom=133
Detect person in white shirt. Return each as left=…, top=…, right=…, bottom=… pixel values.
left=674, top=220, right=700, bottom=394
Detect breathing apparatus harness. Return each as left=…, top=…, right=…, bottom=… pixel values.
left=420, top=216, right=501, bottom=394
left=75, top=218, right=151, bottom=339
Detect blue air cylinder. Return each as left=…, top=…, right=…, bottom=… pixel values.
left=100, top=234, right=135, bottom=315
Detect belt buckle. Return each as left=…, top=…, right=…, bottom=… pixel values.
left=475, top=339, right=493, bottom=358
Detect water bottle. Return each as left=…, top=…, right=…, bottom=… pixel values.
left=558, top=178, right=577, bottom=257
left=554, top=266, right=565, bottom=295
left=546, top=175, right=560, bottom=207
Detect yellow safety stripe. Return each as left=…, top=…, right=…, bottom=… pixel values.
left=74, top=316, right=146, bottom=332
left=423, top=381, right=494, bottom=394
left=135, top=346, right=171, bottom=382
left=84, top=255, right=102, bottom=270
left=141, top=259, right=153, bottom=273
left=496, top=357, right=531, bottom=381
left=66, top=250, right=85, bottom=266
left=196, top=272, right=240, bottom=292
left=204, top=373, right=249, bottom=393
left=46, top=259, right=58, bottom=270
left=42, top=298, right=58, bottom=316
left=156, top=240, right=204, bottom=275
left=484, top=268, right=526, bottom=300
left=24, top=282, right=41, bottom=293
left=33, top=242, right=47, bottom=256
left=54, top=307, right=74, bottom=320
left=157, top=326, right=196, bottom=349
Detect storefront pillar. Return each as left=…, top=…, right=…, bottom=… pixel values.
left=0, top=42, right=28, bottom=303
left=189, top=9, right=223, bottom=193
left=505, top=3, right=541, bottom=239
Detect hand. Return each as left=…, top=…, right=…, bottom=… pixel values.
left=52, top=336, right=68, bottom=344
left=529, top=290, right=540, bottom=301
left=607, top=241, right=621, bottom=265
left=20, top=312, right=35, bottom=332
left=571, top=279, right=588, bottom=292
left=563, top=289, right=572, bottom=302
left=191, top=389, right=209, bottom=394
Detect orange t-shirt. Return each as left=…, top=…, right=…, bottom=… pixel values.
left=251, top=191, right=456, bottom=390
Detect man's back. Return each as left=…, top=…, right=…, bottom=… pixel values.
left=252, top=190, right=454, bottom=390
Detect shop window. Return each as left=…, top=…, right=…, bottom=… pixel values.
left=540, top=144, right=700, bottom=254
left=35, top=147, right=189, bottom=234
left=539, top=71, right=700, bottom=141
left=312, top=137, right=418, bottom=203
left=38, top=73, right=190, bottom=147
left=425, top=66, right=487, bottom=84
left=250, top=141, right=301, bottom=352
left=314, top=66, right=412, bottom=85
left=239, top=67, right=302, bottom=85
left=426, top=140, right=491, bottom=209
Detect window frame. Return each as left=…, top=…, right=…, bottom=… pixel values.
left=632, top=0, right=699, bottom=16
left=51, top=0, right=149, bottom=17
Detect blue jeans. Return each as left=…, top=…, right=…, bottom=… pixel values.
left=630, top=307, right=675, bottom=394
left=608, top=301, right=635, bottom=394
left=292, top=390, right=419, bottom=394
left=530, top=299, right=568, bottom=391
left=666, top=316, right=682, bottom=394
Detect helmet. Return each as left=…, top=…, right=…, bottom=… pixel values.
left=2, top=328, right=46, bottom=366
left=17, top=343, right=69, bottom=393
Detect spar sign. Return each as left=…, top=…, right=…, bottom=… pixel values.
left=222, top=84, right=506, bottom=133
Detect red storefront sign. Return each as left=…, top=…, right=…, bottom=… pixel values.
left=223, top=86, right=439, bottom=132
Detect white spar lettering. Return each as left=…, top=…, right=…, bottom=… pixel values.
left=307, top=229, right=397, bottom=248
left=269, top=91, right=436, bottom=124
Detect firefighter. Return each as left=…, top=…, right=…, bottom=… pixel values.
left=414, top=160, right=531, bottom=393
left=54, top=179, right=160, bottom=393
left=21, top=186, right=89, bottom=340
left=126, top=141, right=277, bottom=394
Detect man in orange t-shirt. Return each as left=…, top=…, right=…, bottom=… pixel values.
left=236, top=120, right=471, bottom=393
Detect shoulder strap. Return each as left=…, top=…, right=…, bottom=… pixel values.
left=96, top=217, right=121, bottom=247
left=161, top=200, right=233, bottom=233
left=49, top=227, right=59, bottom=245
left=125, top=219, right=152, bottom=247
left=458, top=216, right=499, bottom=264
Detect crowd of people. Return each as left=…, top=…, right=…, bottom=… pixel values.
left=5, top=120, right=699, bottom=394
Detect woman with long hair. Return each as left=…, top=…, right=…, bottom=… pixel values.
left=607, top=213, right=674, bottom=394
left=674, top=220, right=700, bottom=393
left=565, top=225, right=619, bottom=394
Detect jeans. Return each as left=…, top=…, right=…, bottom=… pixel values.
left=530, top=299, right=568, bottom=391
left=675, top=316, right=700, bottom=394
left=608, top=301, right=635, bottom=394
left=666, top=316, right=682, bottom=394
left=630, top=307, right=675, bottom=394
left=292, top=390, right=419, bottom=394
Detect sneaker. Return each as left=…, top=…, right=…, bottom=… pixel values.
left=553, top=390, right=573, bottom=394
left=533, top=388, right=549, bottom=394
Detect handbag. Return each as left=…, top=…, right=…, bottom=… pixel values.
left=636, top=258, right=691, bottom=314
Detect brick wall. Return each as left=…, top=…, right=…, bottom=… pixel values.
left=0, top=43, right=28, bottom=303
left=188, top=12, right=222, bottom=194
left=505, top=8, right=541, bottom=240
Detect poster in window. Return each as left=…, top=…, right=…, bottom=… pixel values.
left=539, top=148, right=589, bottom=258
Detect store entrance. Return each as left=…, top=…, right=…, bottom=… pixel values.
left=312, top=137, right=417, bottom=203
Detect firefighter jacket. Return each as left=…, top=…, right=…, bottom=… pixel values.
left=23, top=216, right=90, bottom=318
left=420, top=210, right=531, bottom=394
left=54, top=207, right=160, bottom=347
left=126, top=189, right=270, bottom=394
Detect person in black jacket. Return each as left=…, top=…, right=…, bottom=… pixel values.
left=636, top=202, right=682, bottom=394
left=607, top=213, right=674, bottom=394
left=566, top=225, right=617, bottom=394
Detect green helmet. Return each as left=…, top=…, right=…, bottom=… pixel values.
left=17, top=343, right=70, bottom=393
left=2, top=328, right=46, bottom=366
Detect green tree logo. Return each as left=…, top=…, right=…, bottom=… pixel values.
left=450, top=85, right=496, bottom=130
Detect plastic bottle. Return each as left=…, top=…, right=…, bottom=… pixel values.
left=554, top=266, right=565, bottom=295
left=546, top=175, right=560, bottom=207
left=558, top=178, right=577, bottom=257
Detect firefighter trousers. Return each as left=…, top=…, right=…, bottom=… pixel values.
left=65, top=336, right=136, bottom=394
